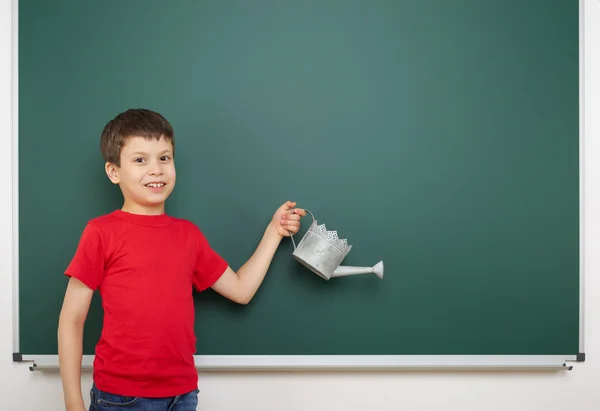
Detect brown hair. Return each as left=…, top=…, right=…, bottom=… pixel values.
left=100, top=108, right=174, bottom=166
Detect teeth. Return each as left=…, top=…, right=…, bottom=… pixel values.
left=146, top=183, right=164, bottom=188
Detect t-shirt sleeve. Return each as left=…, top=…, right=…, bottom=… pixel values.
left=64, top=223, right=105, bottom=290
left=193, top=227, right=229, bottom=292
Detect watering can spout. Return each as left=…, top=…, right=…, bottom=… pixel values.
left=331, top=261, right=384, bottom=280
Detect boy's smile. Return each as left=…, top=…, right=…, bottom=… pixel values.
left=145, top=182, right=166, bottom=192
left=105, top=135, right=176, bottom=215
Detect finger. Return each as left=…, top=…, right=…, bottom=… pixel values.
left=292, top=208, right=306, bottom=217
left=284, top=222, right=300, bottom=231
left=283, top=211, right=301, bottom=219
left=283, top=201, right=296, bottom=210
left=283, top=216, right=300, bottom=224
left=293, top=208, right=306, bottom=217
left=281, top=217, right=300, bottom=226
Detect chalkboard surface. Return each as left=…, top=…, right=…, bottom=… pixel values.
left=17, top=0, right=580, bottom=360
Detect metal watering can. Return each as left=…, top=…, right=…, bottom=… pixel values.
left=289, top=209, right=384, bottom=281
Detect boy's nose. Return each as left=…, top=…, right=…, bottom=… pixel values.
left=148, top=164, right=163, bottom=175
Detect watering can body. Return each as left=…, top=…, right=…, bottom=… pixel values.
left=290, top=210, right=383, bottom=281
left=292, top=219, right=352, bottom=280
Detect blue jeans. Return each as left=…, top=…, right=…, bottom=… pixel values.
left=89, top=383, right=199, bottom=411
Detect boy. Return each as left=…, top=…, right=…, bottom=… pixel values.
left=57, top=108, right=306, bottom=411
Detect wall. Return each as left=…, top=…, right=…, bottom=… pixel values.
left=1, top=1, right=599, bottom=410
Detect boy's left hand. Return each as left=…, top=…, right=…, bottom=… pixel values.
left=271, top=201, right=306, bottom=238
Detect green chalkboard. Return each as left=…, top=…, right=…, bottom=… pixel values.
left=16, top=0, right=581, bottom=361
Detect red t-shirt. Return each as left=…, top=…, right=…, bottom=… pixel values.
left=65, top=209, right=228, bottom=397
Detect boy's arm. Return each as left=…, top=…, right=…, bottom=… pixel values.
left=58, top=277, right=94, bottom=411
left=211, top=201, right=305, bottom=304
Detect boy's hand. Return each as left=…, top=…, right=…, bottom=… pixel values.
left=271, top=201, right=306, bottom=238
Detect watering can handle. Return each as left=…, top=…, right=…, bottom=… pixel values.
left=289, top=209, right=315, bottom=250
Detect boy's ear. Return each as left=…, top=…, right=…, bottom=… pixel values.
left=105, top=162, right=120, bottom=184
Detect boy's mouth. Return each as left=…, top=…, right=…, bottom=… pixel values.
left=145, top=182, right=166, bottom=188
left=144, top=182, right=167, bottom=193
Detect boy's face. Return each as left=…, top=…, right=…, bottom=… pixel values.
left=105, top=135, right=176, bottom=215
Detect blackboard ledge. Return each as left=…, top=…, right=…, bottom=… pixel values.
left=21, top=354, right=576, bottom=372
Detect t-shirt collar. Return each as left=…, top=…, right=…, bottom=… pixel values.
left=111, top=209, right=175, bottom=227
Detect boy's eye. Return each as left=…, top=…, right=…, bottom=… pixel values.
left=161, top=156, right=171, bottom=161
left=134, top=157, right=145, bottom=163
